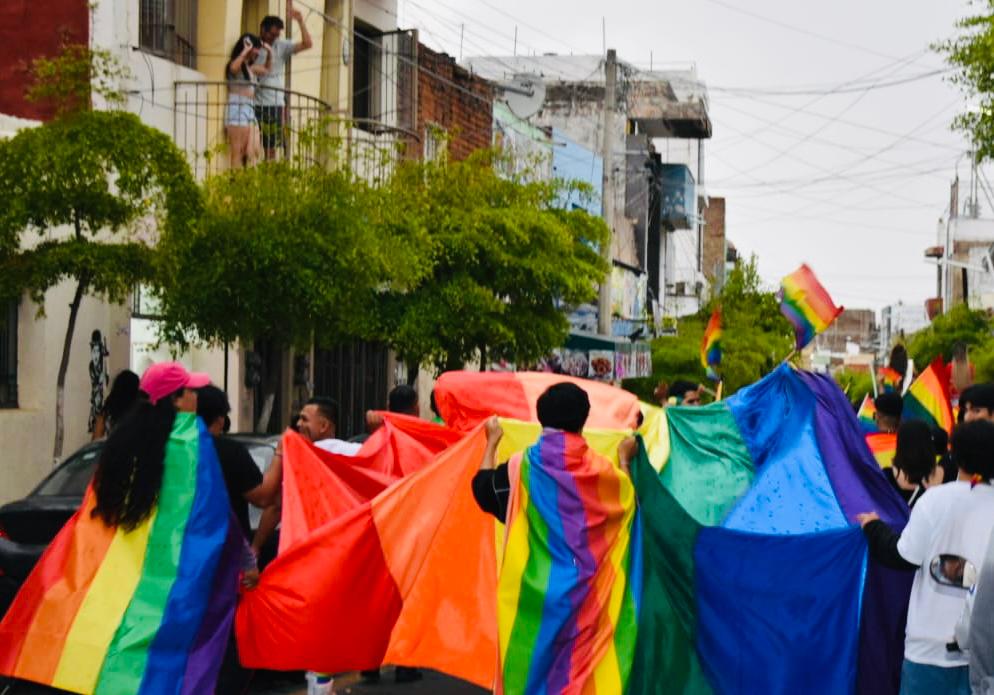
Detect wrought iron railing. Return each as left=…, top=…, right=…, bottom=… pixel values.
left=172, top=81, right=418, bottom=183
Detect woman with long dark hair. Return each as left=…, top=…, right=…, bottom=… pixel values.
left=225, top=33, right=271, bottom=169
left=90, top=369, right=141, bottom=441
left=884, top=420, right=945, bottom=509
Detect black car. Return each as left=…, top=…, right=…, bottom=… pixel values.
left=0, top=433, right=278, bottom=619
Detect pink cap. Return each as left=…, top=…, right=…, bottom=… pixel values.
left=140, top=361, right=211, bottom=404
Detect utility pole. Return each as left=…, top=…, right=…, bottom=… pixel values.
left=598, top=48, right=617, bottom=336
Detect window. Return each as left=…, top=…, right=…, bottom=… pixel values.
left=352, top=21, right=382, bottom=128
left=140, top=0, right=198, bottom=69
left=0, top=299, right=17, bottom=408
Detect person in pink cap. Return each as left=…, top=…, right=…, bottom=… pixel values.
left=139, top=361, right=211, bottom=411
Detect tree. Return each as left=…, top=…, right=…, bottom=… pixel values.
left=0, top=110, right=201, bottom=459
left=647, top=257, right=794, bottom=395
left=937, top=2, right=994, bottom=161
left=906, top=303, right=992, bottom=368
left=370, top=151, right=609, bottom=373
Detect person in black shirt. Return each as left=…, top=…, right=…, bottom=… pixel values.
left=884, top=420, right=944, bottom=508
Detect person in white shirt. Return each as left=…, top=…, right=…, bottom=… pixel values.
left=255, top=5, right=313, bottom=160
left=297, top=396, right=362, bottom=456
left=857, top=419, right=994, bottom=695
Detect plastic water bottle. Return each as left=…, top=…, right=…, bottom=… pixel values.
left=305, top=671, right=334, bottom=695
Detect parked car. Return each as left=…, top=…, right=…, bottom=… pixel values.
left=0, top=433, right=278, bottom=619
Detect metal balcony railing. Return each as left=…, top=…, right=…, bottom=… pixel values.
left=172, top=81, right=418, bottom=183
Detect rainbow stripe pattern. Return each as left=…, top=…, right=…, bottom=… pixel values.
left=0, top=413, right=241, bottom=695
left=903, top=358, right=954, bottom=433
left=701, top=309, right=722, bottom=381
left=498, top=431, right=639, bottom=695
left=878, top=367, right=902, bottom=393
left=856, top=395, right=877, bottom=433
left=778, top=264, right=843, bottom=350
left=865, top=432, right=897, bottom=468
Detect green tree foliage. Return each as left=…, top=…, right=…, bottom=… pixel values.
left=25, top=41, right=130, bottom=116
left=371, top=151, right=610, bottom=372
left=834, top=368, right=875, bottom=407
left=0, top=110, right=201, bottom=458
left=154, top=161, right=430, bottom=350
left=648, top=257, right=794, bottom=395
left=906, top=303, right=993, bottom=368
left=937, top=2, right=994, bottom=161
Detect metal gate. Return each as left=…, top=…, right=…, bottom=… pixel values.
left=312, top=341, right=389, bottom=440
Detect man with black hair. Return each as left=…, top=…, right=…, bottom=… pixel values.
left=255, top=3, right=313, bottom=159
left=857, top=420, right=994, bottom=694
left=963, top=383, right=994, bottom=423
left=668, top=380, right=702, bottom=406
left=299, top=396, right=361, bottom=455
left=874, top=392, right=904, bottom=434
left=388, top=384, right=419, bottom=416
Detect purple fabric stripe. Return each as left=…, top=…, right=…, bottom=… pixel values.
left=802, top=372, right=912, bottom=695
left=179, top=517, right=242, bottom=695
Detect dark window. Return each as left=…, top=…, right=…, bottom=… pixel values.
left=313, top=341, right=388, bottom=440
left=0, top=299, right=16, bottom=408
left=140, top=0, right=198, bottom=69
left=352, top=21, right=381, bottom=129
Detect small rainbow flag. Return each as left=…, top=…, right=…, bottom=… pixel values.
left=777, top=264, right=843, bottom=350
left=865, top=432, right=897, bottom=468
left=878, top=367, right=902, bottom=393
left=498, top=430, right=639, bottom=695
left=0, top=414, right=241, bottom=694
left=701, top=309, right=722, bottom=381
left=904, top=357, right=954, bottom=434
left=856, top=395, right=878, bottom=433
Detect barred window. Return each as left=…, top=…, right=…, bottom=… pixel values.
left=140, top=0, right=197, bottom=70
left=0, top=300, right=17, bottom=408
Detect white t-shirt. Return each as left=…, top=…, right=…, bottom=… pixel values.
left=897, top=481, right=994, bottom=666
left=314, top=438, right=363, bottom=457
left=255, top=39, right=294, bottom=106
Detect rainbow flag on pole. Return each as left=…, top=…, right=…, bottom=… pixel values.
left=778, top=264, right=843, bottom=350
left=498, top=431, right=638, bottom=695
left=856, top=395, right=878, bottom=433
left=878, top=367, right=902, bottom=393
left=0, top=414, right=241, bottom=695
left=903, top=358, right=954, bottom=434
left=865, top=432, right=897, bottom=469
left=701, top=309, right=722, bottom=381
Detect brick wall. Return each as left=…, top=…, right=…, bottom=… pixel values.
left=701, top=196, right=726, bottom=288
left=0, top=0, right=89, bottom=120
left=417, top=43, right=493, bottom=161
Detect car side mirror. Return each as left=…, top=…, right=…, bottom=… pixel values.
left=929, top=554, right=977, bottom=590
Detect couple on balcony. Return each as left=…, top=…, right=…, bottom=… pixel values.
left=225, top=4, right=313, bottom=168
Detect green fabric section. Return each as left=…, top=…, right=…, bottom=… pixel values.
left=614, top=562, right=639, bottom=689
left=95, top=413, right=200, bottom=695
left=660, top=403, right=755, bottom=526
left=628, top=441, right=713, bottom=695
left=502, top=457, right=550, bottom=695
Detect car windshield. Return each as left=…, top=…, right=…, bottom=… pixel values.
left=35, top=447, right=101, bottom=496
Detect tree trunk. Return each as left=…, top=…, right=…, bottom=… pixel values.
left=54, top=276, right=88, bottom=463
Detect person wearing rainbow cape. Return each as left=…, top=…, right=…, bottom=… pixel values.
left=472, top=382, right=640, bottom=695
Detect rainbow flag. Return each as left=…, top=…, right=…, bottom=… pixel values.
left=865, top=432, right=897, bottom=468
left=701, top=309, right=722, bottom=381
left=778, top=264, right=843, bottom=350
left=0, top=413, right=241, bottom=695
left=856, top=395, right=878, bottom=433
left=878, top=367, right=902, bottom=393
left=498, top=431, right=638, bottom=694
left=904, top=358, right=954, bottom=434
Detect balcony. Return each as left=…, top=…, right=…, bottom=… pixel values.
left=171, top=82, right=418, bottom=182
left=659, top=164, right=696, bottom=230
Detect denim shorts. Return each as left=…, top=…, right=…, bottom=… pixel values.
left=225, top=95, right=256, bottom=126
left=899, top=659, right=969, bottom=695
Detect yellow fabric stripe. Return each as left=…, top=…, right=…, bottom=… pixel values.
left=51, top=511, right=156, bottom=694
left=497, top=488, right=529, bottom=666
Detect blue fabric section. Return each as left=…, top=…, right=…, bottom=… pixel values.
left=723, top=366, right=847, bottom=534
left=139, top=417, right=232, bottom=694
left=695, top=526, right=867, bottom=695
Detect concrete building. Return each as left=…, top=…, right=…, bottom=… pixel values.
left=0, top=0, right=413, bottom=502
left=880, top=301, right=930, bottom=353
left=417, top=44, right=493, bottom=161
left=701, top=196, right=727, bottom=293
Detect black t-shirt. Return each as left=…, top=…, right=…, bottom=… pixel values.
left=471, top=463, right=510, bottom=522
left=214, top=436, right=263, bottom=540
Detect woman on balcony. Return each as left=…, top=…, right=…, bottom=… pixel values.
left=225, top=34, right=271, bottom=168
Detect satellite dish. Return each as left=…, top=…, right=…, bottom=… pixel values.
left=501, top=74, right=545, bottom=120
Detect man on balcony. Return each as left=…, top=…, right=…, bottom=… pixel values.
left=255, top=5, right=314, bottom=160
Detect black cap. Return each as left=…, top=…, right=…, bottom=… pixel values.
left=874, top=392, right=903, bottom=418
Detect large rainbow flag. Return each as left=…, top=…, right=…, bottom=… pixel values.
left=903, top=357, right=954, bottom=434
left=778, top=264, right=843, bottom=350
left=0, top=413, right=241, bottom=695
left=239, top=369, right=911, bottom=694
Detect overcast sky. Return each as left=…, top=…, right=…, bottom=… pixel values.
left=401, top=0, right=977, bottom=312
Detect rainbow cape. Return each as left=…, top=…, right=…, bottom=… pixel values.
left=878, top=367, right=902, bottom=393
left=865, top=432, right=897, bottom=469
left=0, top=413, right=241, bottom=695
left=856, top=394, right=878, bottom=433
left=778, top=264, right=843, bottom=350
left=498, top=431, right=638, bottom=694
left=701, top=309, right=722, bottom=381
left=903, top=358, right=954, bottom=433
